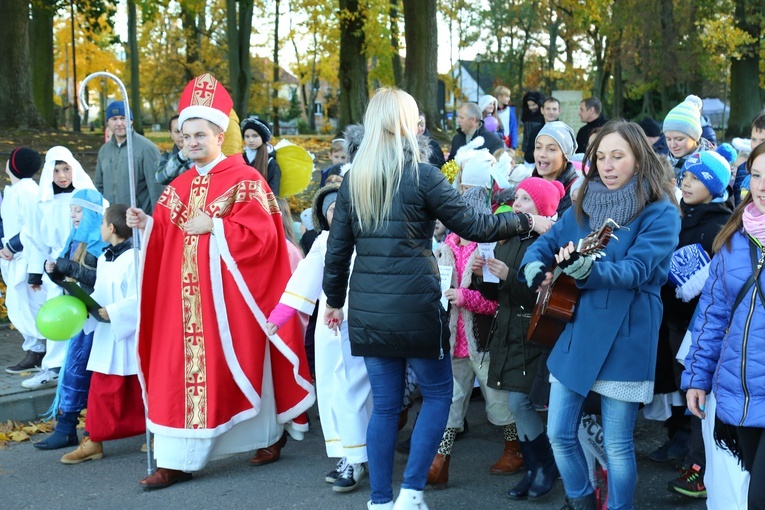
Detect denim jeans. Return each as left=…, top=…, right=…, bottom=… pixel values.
left=548, top=382, right=640, bottom=510
left=364, top=355, right=453, bottom=504
left=507, top=391, right=544, bottom=441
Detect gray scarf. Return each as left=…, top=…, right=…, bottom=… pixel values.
left=582, top=175, right=649, bottom=230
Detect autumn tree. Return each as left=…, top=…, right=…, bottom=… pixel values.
left=0, top=0, right=45, bottom=128
left=402, top=0, right=438, bottom=130
left=227, top=0, right=254, bottom=119
left=338, top=0, right=368, bottom=131
left=727, top=0, right=763, bottom=137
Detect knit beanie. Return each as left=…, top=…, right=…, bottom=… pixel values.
left=461, top=186, right=492, bottom=215
left=516, top=177, right=565, bottom=216
left=685, top=95, right=703, bottom=113
left=536, top=121, right=577, bottom=161
left=478, top=95, right=498, bottom=114
left=716, top=143, right=738, bottom=165
left=663, top=100, right=702, bottom=141
left=8, top=147, right=41, bottom=179
left=681, top=151, right=731, bottom=199
left=638, top=117, right=662, bottom=138
left=105, top=100, right=130, bottom=120
left=461, top=151, right=495, bottom=188
left=321, top=191, right=338, bottom=217
left=240, top=116, right=272, bottom=142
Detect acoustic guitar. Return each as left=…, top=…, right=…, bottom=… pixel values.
left=526, top=218, right=620, bottom=348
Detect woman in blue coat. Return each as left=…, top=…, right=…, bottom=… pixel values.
left=683, top=142, right=765, bottom=509
left=520, top=120, right=681, bottom=510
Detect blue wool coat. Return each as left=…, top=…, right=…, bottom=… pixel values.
left=682, top=231, right=765, bottom=428
left=520, top=198, right=681, bottom=397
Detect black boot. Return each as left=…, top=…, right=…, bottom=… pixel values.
left=560, top=493, right=597, bottom=510
left=6, top=350, right=45, bottom=374
left=527, top=433, right=558, bottom=499
left=34, top=411, right=79, bottom=450
left=507, top=439, right=534, bottom=500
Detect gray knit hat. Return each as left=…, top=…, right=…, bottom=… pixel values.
left=536, top=121, right=577, bottom=161
left=461, top=186, right=492, bottom=215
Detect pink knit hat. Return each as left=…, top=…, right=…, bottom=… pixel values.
left=516, top=177, right=565, bottom=216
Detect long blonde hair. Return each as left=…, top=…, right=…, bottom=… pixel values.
left=348, top=88, right=421, bottom=232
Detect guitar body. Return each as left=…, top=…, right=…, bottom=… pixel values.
left=526, top=273, right=580, bottom=348
left=525, top=218, right=619, bottom=348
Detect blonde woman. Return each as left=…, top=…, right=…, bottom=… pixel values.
left=323, top=88, right=551, bottom=510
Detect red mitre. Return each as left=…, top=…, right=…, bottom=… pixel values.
left=177, top=73, right=233, bottom=131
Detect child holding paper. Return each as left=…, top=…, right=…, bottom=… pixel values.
left=428, top=161, right=519, bottom=486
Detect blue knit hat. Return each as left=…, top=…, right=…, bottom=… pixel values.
left=105, top=100, right=131, bottom=120
left=716, top=143, right=738, bottom=165
left=682, top=151, right=731, bottom=199
left=663, top=100, right=702, bottom=141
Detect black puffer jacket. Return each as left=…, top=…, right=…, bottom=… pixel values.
left=323, top=161, right=532, bottom=359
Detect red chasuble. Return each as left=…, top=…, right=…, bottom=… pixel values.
left=137, top=155, right=314, bottom=437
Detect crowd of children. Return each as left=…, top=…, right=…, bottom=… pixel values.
left=2, top=91, right=765, bottom=510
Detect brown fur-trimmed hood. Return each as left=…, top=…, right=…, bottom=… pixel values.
left=312, top=182, right=342, bottom=233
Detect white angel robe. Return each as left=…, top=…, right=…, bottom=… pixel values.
left=22, top=147, right=96, bottom=370
left=85, top=247, right=138, bottom=376
left=0, top=179, right=46, bottom=352
left=279, top=231, right=371, bottom=464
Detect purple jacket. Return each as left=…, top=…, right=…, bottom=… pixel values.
left=682, top=230, right=765, bottom=428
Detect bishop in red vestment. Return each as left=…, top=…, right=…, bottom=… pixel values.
left=131, top=74, right=314, bottom=490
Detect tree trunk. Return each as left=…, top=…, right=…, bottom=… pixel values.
left=127, top=0, right=142, bottom=133
left=402, top=0, right=438, bottom=130
left=181, top=3, right=200, bottom=82
left=0, top=0, right=44, bottom=128
left=612, top=31, right=624, bottom=118
left=30, top=3, right=55, bottom=126
left=390, top=0, right=403, bottom=86
left=272, top=0, right=281, bottom=136
left=338, top=0, right=368, bottom=132
left=727, top=0, right=762, bottom=138
left=227, top=0, right=254, bottom=119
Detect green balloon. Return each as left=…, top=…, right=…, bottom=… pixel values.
left=36, top=295, right=88, bottom=341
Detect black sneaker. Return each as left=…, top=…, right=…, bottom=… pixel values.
left=668, top=464, right=707, bottom=498
left=332, top=462, right=366, bottom=493
left=6, top=351, right=44, bottom=374
left=325, top=458, right=346, bottom=483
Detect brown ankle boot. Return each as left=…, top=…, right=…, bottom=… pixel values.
left=427, top=453, right=450, bottom=486
left=60, top=437, right=104, bottom=464
left=489, top=440, right=524, bottom=475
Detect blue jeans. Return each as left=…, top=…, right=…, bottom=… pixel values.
left=364, top=355, right=453, bottom=504
left=507, top=391, right=544, bottom=441
left=548, top=382, right=639, bottom=510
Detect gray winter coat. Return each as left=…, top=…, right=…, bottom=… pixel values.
left=95, top=130, right=163, bottom=214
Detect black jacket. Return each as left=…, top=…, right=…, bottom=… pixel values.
left=475, top=234, right=547, bottom=394
left=575, top=114, right=608, bottom=154
left=661, top=198, right=733, bottom=325
left=447, top=123, right=504, bottom=161
left=323, top=160, right=532, bottom=359
left=523, top=118, right=548, bottom=164
left=46, top=244, right=99, bottom=294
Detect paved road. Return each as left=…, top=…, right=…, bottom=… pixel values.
left=0, top=398, right=706, bottom=510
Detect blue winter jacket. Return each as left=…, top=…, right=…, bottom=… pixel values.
left=520, top=197, right=681, bottom=397
left=682, top=230, right=765, bottom=428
